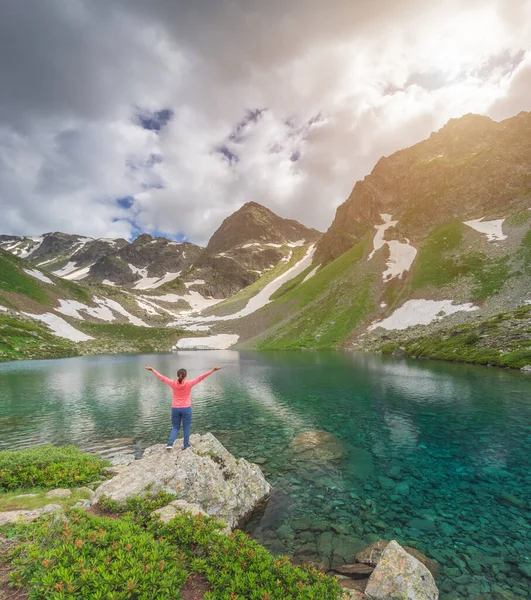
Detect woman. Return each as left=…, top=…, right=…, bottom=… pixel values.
left=145, top=365, right=222, bottom=450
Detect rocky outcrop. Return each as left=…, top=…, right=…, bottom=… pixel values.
left=287, top=431, right=347, bottom=462
left=206, top=201, right=320, bottom=255
left=153, top=499, right=232, bottom=534
left=92, top=433, right=271, bottom=530
left=364, top=540, right=438, bottom=600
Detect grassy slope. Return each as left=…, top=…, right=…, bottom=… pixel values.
left=204, top=245, right=308, bottom=316
left=411, top=221, right=513, bottom=301
left=77, top=322, right=194, bottom=354
left=378, top=304, right=531, bottom=368
left=0, top=315, right=77, bottom=362
left=255, top=237, right=374, bottom=349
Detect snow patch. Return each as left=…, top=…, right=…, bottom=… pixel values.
left=102, top=279, right=117, bottom=286
left=287, top=239, right=305, bottom=247
left=382, top=240, right=418, bottom=281
left=464, top=218, right=507, bottom=241
left=130, top=265, right=182, bottom=290
left=368, top=214, right=397, bottom=260
left=53, top=262, right=79, bottom=277
left=20, top=237, right=44, bottom=258
left=0, top=304, right=7, bottom=312
left=303, top=265, right=319, bottom=283
left=23, top=312, right=93, bottom=342
left=175, top=334, right=239, bottom=350
left=184, top=279, right=206, bottom=288
left=368, top=215, right=417, bottom=281
left=62, top=264, right=93, bottom=280
left=23, top=268, right=55, bottom=285
left=136, top=300, right=160, bottom=315
left=369, top=299, right=479, bottom=331
left=54, top=297, right=148, bottom=326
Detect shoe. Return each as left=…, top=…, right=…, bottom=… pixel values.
left=166, top=445, right=173, bottom=450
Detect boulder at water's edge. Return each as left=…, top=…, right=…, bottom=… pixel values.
left=92, top=433, right=271, bottom=530
left=365, top=540, right=438, bottom=600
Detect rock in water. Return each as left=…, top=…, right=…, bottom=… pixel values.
left=288, top=430, right=347, bottom=461
left=365, top=540, right=438, bottom=600
left=356, top=539, right=439, bottom=579
left=521, top=365, right=531, bottom=373
left=92, top=433, right=271, bottom=530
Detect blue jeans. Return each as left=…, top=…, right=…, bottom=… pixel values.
left=169, top=407, right=192, bottom=448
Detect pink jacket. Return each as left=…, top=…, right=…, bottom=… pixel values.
left=153, top=369, right=215, bottom=408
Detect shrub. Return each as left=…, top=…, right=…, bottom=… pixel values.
left=0, top=445, right=110, bottom=491
left=155, top=514, right=344, bottom=599
left=7, top=510, right=188, bottom=599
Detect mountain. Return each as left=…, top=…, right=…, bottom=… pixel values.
left=1, top=115, right=530, bottom=368
left=230, top=112, right=531, bottom=368
left=187, top=202, right=321, bottom=298
left=316, top=112, right=531, bottom=265
left=0, top=202, right=320, bottom=360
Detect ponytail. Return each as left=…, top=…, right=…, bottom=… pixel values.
left=177, top=368, right=187, bottom=385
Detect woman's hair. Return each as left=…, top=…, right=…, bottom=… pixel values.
left=177, top=368, right=187, bottom=384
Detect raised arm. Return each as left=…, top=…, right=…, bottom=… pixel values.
left=188, top=366, right=222, bottom=387
left=145, top=366, right=173, bottom=386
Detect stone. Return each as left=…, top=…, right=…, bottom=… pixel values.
left=153, top=499, right=232, bottom=534
left=13, top=493, right=38, bottom=499
left=392, top=347, right=407, bottom=359
left=378, top=476, right=396, bottom=490
left=518, top=562, right=531, bottom=579
left=0, top=504, right=62, bottom=526
left=407, top=518, right=437, bottom=532
left=253, top=457, right=268, bottom=465
left=276, top=524, right=293, bottom=540
left=45, top=488, right=72, bottom=498
left=76, top=487, right=95, bottom=498
left=335, top=563, right=374, bottom=578
left=318, top=532, right=334, bottom=557
left=356, top=539, right=439, bottom=579
left=520, top=365, right=531, bottom=373
left=310, top=520, right=330, bottom=532
left=288, top=430, right=347, bottom=462
left=331, top=523, right=350, bottom=535
left=395, top=481, right=410, bottom=496
left=332, top=535, right=366, bottom=566
left=356, top=539, right=389, bottom=566
left=292, top=516, right=313, bottom=531
left=92, top=433, right=271, bottom=530
left=347, top=447, right=374, bottom=480
left=364, top=540, right=438, bottom=600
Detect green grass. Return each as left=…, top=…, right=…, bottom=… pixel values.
left=379, top=305, right=531, bottom=369
left=506, top=210, right=531, bottom=227
left=519, top=229, right=531, bottom=273
left=0, top=315, right=77, bottom=362
left=2, top=493, right=344, bottom=600
left=411, top=222, right=513, bottom=299
left=0, top=445, right=110, bottom=491
left=258, top=238, right=374, bottom=349
left=0, top=250, right=50, bottom=304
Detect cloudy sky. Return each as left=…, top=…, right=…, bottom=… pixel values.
left=1, top=0, right=531, bottom=245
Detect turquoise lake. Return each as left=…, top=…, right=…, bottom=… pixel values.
left=0, top=351, right=530, bottom=598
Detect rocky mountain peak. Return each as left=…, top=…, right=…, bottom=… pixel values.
left=206, top=201, right=321, bottom=254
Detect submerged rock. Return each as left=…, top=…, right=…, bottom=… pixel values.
left=288, top=430, right=347, bottom=462
left=365, top=540, right=438, bottom=600
left=335, top=563, right=374, bottom=578
left=92, top=433, right=271, bottom=530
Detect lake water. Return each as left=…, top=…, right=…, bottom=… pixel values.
left=1, top=351, right=530, bottom=598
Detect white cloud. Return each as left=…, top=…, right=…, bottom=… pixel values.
left=0, top=0, right=530, bottom=244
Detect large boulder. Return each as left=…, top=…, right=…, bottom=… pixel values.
left=92, top=433, right=271, bottom=530
left=365, top=540, right=439, bottom=600
left=288, top=431, right=347, bottom=462
left=356, top=539, right=439, bottom=579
